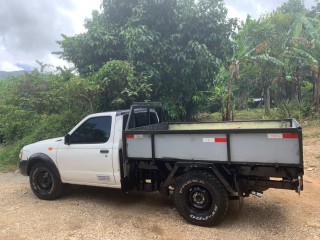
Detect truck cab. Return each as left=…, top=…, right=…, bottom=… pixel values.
left=19, top=107, right=160, bottom=191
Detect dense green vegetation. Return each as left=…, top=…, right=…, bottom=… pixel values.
left=0, top=67, right=93, bottom=169
left=0, top=0, right=320, bottom=169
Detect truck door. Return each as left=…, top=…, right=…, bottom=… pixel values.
left=57, top=115, right=116, bottom=185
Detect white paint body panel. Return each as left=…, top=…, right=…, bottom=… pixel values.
left=21, top=137, right=63, bottom=165
left=57, top=112, right=121, bottom=187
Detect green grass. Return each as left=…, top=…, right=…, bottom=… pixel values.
left=0, top=163, right=17, bottom=172
left=200, top=108, right=281, bottom=122
left=233, top=109, right=265, bottom=120
left=0, top=145, right=18, bottom=172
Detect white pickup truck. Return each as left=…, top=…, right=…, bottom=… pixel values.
left=19, top=102, right=304, bottom=226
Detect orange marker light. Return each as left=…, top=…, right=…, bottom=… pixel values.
left=48, top=147, right=54, bottom=151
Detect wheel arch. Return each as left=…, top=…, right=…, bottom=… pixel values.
left=164, top=162, right=236, bottom=194
left=27, top=153, right=61, bottom=180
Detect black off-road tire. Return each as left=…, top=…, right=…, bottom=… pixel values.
left=173, top=171, right=229, bottom=227
left=29, top=163, right=63, bottom=200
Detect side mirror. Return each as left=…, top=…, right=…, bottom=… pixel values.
left=64, top=134, right=71, bottom=145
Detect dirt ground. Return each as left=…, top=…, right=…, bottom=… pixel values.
left=0, top=127, right=319, bottom=240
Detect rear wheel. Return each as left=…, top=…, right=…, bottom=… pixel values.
left=173, top=171, right=229, bottom=226
left=29, top=163, right=63, bottom=200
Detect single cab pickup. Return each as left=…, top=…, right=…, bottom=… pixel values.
left=19, top=102, right=303, bottom=226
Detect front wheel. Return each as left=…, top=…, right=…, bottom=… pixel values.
left=173, top=171, right=229, bottom=226
left=29, top=163, right=63, bottom=200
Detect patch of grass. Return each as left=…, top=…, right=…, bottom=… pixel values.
left=197, top=109, right=267, bottom=122
left=200, top=108, right=282, bottom=122
left=233, top=108, right=265, bottom=120
left=0, top=145, right=18, bottom=172
left=209, top=112, right=222, bottom=121
left=0, top=163, right=17, bottom=172
left=301, top=119, right=320, bottom=128
left=196, top=112, right=222, bottom=121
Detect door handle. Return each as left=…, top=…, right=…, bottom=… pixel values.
left=100, top=150, right=109, bottom=154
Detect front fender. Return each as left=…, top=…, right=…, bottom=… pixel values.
left=24, top=153, right=61, bottom=180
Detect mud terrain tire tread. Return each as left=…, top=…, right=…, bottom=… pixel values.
left=173, top=170, right=229, bottom=226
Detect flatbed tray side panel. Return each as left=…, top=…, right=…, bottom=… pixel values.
left=230, top=133, right=300, bottom=164
left=124, top=119, right=302, bottom=165
left=127, top=134, right=152, bottom=158
left=154, top=134, right=228, bottom=161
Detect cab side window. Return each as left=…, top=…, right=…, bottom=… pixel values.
left=70, top=116, right=112, bottom=144
left=135, top=112, right=158, bottom=127
left=122, top=112, right=159, bottom=130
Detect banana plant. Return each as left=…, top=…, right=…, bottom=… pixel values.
left=232, top=16, right=285, bottom=115
left=290, top=14, right=320, bottom=108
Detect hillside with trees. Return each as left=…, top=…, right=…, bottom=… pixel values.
left=0, top=70, right=29, bottom=79
left=0, top=0, right=319, bottom=168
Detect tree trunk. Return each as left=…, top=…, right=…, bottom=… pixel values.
left=296, top=69, right=301, bottom=102
left=221, top=98, right=226, bottom=121
left=314, top=64, right=320, bottom=110
left=185, top=102, right=195, bottom=122
left=263, top=86, right=271, bottom=115
left=225, top=76, right=233, bottom=121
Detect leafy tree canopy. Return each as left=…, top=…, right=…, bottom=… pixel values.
left=277, top=0, right=306, bottom=13
left=56, top=0, right=237, bottom=119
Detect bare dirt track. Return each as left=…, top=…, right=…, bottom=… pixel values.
left=1, top=128, right=320, bottom=240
